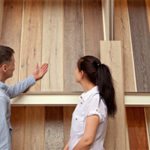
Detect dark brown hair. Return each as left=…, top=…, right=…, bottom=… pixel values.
left=77, top=55, right=117, bottom=117
left=0, top=45, right=14, bottom=66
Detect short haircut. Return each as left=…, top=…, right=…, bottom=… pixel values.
left=0, top=45, right=14, bottom=66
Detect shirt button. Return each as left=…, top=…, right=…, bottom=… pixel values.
left=80, top=96, right=82, bottom=99
left=80, top=102, right=83, bottom=104
left=96, top=109, right=98, bottom=111
left=76, top=118, right=78, bottom=120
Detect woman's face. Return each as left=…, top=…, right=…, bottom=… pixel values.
left=75, top=66, right=83, bottom=83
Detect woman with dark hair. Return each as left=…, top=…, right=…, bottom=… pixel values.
left=64, top=56, right=117, bottom=150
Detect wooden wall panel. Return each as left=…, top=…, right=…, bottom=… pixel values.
left=24, top=107, right=45, bottom=150
left=145, top=108, right=150, bottom=149
left=63, top=106, right=75, bottom=145
left=11, top=107, right=25, bottom=150
left=114, top=0, right=137, bottom=92
left=100, top=41, right=126, bottom=150
left=82, top=0, right=103, bottom=57
left=63, top=0, right=83, bottom=91
left=0, top=0, right=23, bottom=86
left=127, top=0, right=150, bottom=92
left=19, top=0, right=43, bottom=91
left=0, top=0, right=4, bottom=37
left=41, top=0, right=63, bottom=91
left=145, top=0, right=150, bottom=31
left=127, top=107, right=149, bottom=150
left=45, top=107, right=64, bottom=150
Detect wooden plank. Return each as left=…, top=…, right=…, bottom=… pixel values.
left=41, top=0, right=63, bottom=92
left=83, top=0, right=103, bottom=56
left=63, top=0, right=83, bottom=91
left=145, top=108, right=150, bottom=149
left=45, top=107, right=64, bottom=150
left=0, top=0, right=4, bottom=37
left=19, top=0, right=43, bottom=91
left=101, top=0, right=110, bottom=40
left=100, top=41, right=126, bottom=150
left=145, top=0, right=150, bottom=31
left=127, top=107, right=149, bottom=150
left=114, top=0, right=137, bottom=92
left=127, top=0, right=150, bottom=92
left=0, top=0, right=23, bottom=86
left=24, top=107, right=45, bottom=150
left=63, top=106, right=75, bottom=145
left=126, top=125, right=130, bottom=150
left=11, top=107, right=25, bottom=150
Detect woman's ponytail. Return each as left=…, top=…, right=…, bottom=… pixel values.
left=77, top=56, right=117, bottom=117
left=97, top=64, right=117, bottom=117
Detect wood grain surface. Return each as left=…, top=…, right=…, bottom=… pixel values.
left=19, top=0, right=43, bottom=91
left=127, top=107, right=149, bottom=150
left=127, top=0, right=150, bottom=92
left=114, top=0, right=137, bottom=92
left=41, top=0, right=63, bottom=92
left=24, top=107, right=45, bottom=150
left=63, top=0, right=83, bottom=91
left=11, top=107, right=25, bottom=150
left=82, top=0, right=103, bottom=57
left=63, top=106, right=75, bottom=145
left=0, top=0, right=4, bottom=37
left=0, top=0, right=23, bottom=86
left=100, top=41, right=126, bottom=150
left=45, top=107, right=64, bottom=150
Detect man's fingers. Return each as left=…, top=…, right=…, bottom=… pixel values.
left=36, top=63, right=39, bottom=69
left=41, top=64, right=48, bottom=71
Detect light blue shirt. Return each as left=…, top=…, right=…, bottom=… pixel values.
left=0, top=76, right=36, bottom=150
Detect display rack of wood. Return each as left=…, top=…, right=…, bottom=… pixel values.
left=10, top=92, right=150, bottom=106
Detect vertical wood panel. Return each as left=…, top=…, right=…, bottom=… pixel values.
left=20, top=0, right=43, bottom=91
left=100, top=41, right=126, bottom=150
left=127, top=107, right=149, bottom=150
left=11, top=107, right=25, bottom=150
left=145, top=108, right=150, bottom=149
left=24, top=107, right=45, bottom=150
left=126, top=125, right=130, bottom=150
left=63, top=0, right=83, bottom=91
left=45, top=107, right=64, bottom=150
left=41, top=0, right=63, bottom=91
left=63, top=106, right=75, bottom=145
left=82, top=0, right=103, bottom=57
left=127, top=0, right=150, bottom=92
left=0, top=0, right=4, bottom=37
left=114, top=0, right=137, bottom=92
left=145, top=0, right=150, bottom=31
left=0, top=0, right=23, bottom=86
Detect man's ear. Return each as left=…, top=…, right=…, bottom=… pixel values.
left=1, top=64, right=7, bottom=72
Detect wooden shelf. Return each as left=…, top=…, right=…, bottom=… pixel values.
left=11, top=92, right=150, bottom=106
left=11, top=92, right=81, bottom=106
left=125, top=93, right=150, bottom=107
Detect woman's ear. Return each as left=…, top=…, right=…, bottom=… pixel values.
left=81, top=70, right=85, bottom=79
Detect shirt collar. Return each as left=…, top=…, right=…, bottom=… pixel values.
left=80, top=86, right=99, bottom=102
left=0, top=81, right=9, bottom=92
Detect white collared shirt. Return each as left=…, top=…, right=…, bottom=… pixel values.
left=69, top=86, right=107, bottom=150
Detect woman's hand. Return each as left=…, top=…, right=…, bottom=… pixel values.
left=63, top=138, right=70, bottom=150
left=32, top=63, right=48, bottom=81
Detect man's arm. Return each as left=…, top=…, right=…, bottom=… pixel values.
left=8, top=63, right=48, bottom=99
left=0, top=97, right=10, bottom=149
